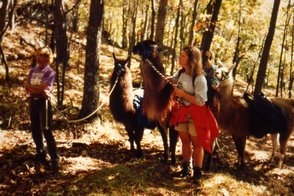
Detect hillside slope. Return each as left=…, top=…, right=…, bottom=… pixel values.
left=0, top=24, right=293, bottom=195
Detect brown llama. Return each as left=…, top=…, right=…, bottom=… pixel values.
left=216, top=65, right=294, bottom=169
left=132, top=40, right=178, bottom=164
left=132, top=40, right=175, bottom=122
left=268, top=98, right=294, bottom=168
left=109, top=54, right=169, bottom=161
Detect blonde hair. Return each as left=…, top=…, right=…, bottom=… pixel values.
left=36, top=47, right=53, bottom=64
left=182, top=45, right=204, bottom=77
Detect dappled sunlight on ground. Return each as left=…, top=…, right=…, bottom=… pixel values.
left=203, top=173, right=269, bottom=195
left=62, top=157, right=109, bottom=174
left=0, top=24, right=293, bottom=195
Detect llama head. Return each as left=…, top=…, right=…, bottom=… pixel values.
left=215, top=66, right=230, bottom=82
left=216, top=62, right=235, bottom=98
left=133, top=40, right=161, bottom=59
left=112, top=53, right=130, bottom=76
left=215, top=61, right=235, bottom=82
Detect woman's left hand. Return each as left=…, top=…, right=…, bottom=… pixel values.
left=174, top=87, right=184, bottom=98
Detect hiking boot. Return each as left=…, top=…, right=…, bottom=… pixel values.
left=50, top=161, right=60, bottom=172
left=173, top=162, right=191, bottom=177
left=192, top=167, right=202, bottom=184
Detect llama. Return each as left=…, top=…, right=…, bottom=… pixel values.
left=132, top=40, right=174, bottom=122
left=216, top=65, right=294, bottom=168
left=268, top=97, right=294, bottom=168
left=109, top=54, right=169, bottom=161
left=133, top=40, right=178, bottom=164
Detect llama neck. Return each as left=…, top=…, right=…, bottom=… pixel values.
left=110, top=70, right=135, bottom=113
left=219, top=77, right=234, bottom=108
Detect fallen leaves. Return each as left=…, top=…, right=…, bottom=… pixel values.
left=0, top=23, right=293, bottom=196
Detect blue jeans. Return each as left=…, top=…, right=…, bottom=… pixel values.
left=30, top=97, right=59, bottom=164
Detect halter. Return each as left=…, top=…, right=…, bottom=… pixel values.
left=134, top=41, right=177, bottom=87
left=116, top=63, right=125, bottom=74
left=216, top=68, right=230, bottom=82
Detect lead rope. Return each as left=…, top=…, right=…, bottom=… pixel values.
left=144, top=58, right=177, bottom=88
left=45, top=99, right=49, bottom=130
left=50, top=73, right=120, bottom=123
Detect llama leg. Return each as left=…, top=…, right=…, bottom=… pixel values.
left=270, top=134, right=278, bottom=163
left=126, top=128, right=135, bottom=152
left=232, top=135, right=246, bottom=169
left=203, top=139, right=216, bottom=172
left=278, top=132, right=290, bottom=168
left=169, top=126, right=179, bottom=165
left=158, top=125, right=169, bottom=162
left=134, top=128, right=144, bottom=158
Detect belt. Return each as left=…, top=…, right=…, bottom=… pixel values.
left=31, top=97, right=45, bottom=100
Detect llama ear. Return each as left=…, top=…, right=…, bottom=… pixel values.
left=124, top=56, right=131, bottom=67
left=157, top=45, right=162, bottom=53
left=228, top=63, right=236, bottom=73
left=112, top=53, right=117, bottom=61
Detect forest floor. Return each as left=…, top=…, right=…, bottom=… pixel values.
left=0, top=24, right=293, bottom=195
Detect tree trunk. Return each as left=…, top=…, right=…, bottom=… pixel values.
left=276, top=0, right=291, bottom=97
left=254, top=0, right=280, bottom=95
left=141, top=1, right=149, bottom=41
left=188, top=0, right=198, bottom=45
left=0, top=0, right=9, bottom=35
left=179, top=10, right=184, bottom=49
left=54, top=0, right=69, bottom=63
left=122, top=0, right=128, bottom=49
left=54, top=0, right=69, bottom=107
left=155, top=0, right=167, bottom=47
left=79, top=0, right=104, bottom=120
left=0, top=0, right=10, bottom=81
left=289, top=13, right=294, bottom=98
left=45, top=0, right=50, bottom=45
left=246, top=37, right=265, bottom=93
left=149, top=0, right=156, bottom=40
left=232, top=0, right=242, bottom=78
left=71, top=0, right=81, bottom=32
left=8, top=0, right=16, bottom=32
left=170, top=0, right=182, bottom=75
left=0, top=45, right=9, bottom=81
left=127, top=0, right=139, bottom=67
left=200, top=0, right=222, bottom=53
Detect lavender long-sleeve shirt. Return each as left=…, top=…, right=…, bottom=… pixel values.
left=27, top=65, right=55, bottom=92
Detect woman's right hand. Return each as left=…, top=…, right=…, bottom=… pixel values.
left=23, top=80, right=30, bottom=93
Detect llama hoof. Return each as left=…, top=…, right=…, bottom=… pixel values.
left=163, top=154, right=169, bottom=162
left=159, top=158, right=168, bottom=164
left=160, top=154, right=169, bottom=163
left=278, top=160, right=284, bottom=169
left=136, top=151, right=143, bottom=159
left=170, top=158, right=176, bottom=166
left=236, top=163, right=245, bottom=170
left=191, top=178, right=202, bottom=186
left=130, top=148, right=135, bottom=154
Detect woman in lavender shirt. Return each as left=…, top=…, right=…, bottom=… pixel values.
left=24, top=47, right=59, bottom=172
